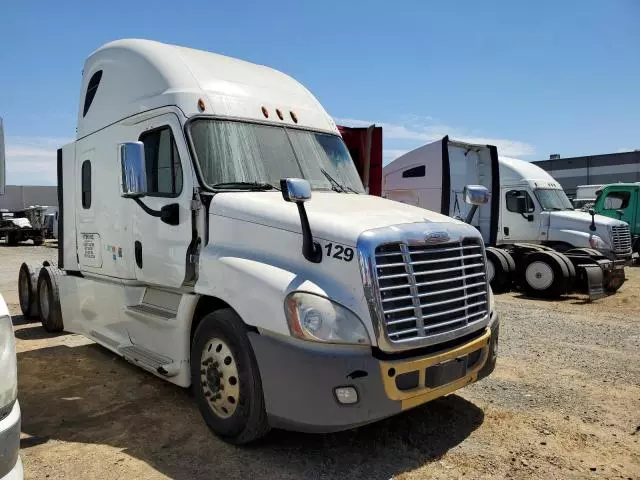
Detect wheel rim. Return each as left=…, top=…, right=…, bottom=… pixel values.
left=486, top=258, right=495, bottom=283
left=40, top=281, right=50, bottom=319
left=200, top=337, right=240, bottom=419
left=19, top=271, right=30, bottom=309
left=525, top=261, right=554, bottom=290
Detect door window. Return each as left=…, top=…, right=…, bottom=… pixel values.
left=505, top=190, right=535, bottom=213
left=603, top=191, right=631, bottom=210
left=139, top=127, right=183, bottom=196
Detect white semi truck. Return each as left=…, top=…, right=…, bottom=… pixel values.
left=383, top=137, right=631, bottom=299
left=0, top=118, right=24, bottom=480
left=18, top=40, right=499, bottom=443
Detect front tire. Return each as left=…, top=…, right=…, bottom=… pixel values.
left=191, top=309, right=269, bottom=444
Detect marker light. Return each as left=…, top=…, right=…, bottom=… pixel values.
left=276, top=108, right=284, bottom=120
left=261, top=106, right=269, bottom=118
left=197, top=98, right=206, bottom=112
left=290, top=111, right=298, bottom=123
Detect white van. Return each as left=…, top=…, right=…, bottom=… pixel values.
left=0, top=294, right=22, bottom=480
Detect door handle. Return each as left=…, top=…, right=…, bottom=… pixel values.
left=135, top=241, right=143, bottom=268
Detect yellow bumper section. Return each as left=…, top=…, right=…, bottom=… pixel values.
left=379, top=329, right=491, bottom=410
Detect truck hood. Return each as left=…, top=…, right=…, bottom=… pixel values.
left=210, top=191, right=462, bottom=246
left=548, top=210, right=625, bottom=231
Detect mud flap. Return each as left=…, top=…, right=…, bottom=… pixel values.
left=581, top=265, right=605, bottom=301
left=603, top=265, right=626, bottom=293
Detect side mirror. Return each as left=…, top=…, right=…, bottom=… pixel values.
left=120, top=142, right=147, bottom=198
left=280, top=178, right=311, bottom=203
left=516, top=195, right=527, bottom=214
left=616, top=209, right=624, bottom=220
left=463, top=185, right=490, bottom=205
left=280, top=178, right=321, bottom=263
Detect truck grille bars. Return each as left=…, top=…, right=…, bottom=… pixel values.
left=372, top=238, right=488, bottom=345
left=611, top=224, right=632, bottom=254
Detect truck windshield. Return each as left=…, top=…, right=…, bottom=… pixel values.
left=189, top=119, right=365, bottom=193
left=534, top=188, right=574, bottom=211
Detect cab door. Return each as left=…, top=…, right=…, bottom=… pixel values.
left=130, top=113, right=194, bottom=288
left=597, top=187, right=636, bottom=226
left=500, top=187, right=541, bottom=242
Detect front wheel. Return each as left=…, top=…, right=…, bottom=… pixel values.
left=191, top=309, right=269, bottom=444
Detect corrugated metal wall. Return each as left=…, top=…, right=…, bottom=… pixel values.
left=532, top=151, right=640, bottom=198
left=0, top=185, right=58, bottom=211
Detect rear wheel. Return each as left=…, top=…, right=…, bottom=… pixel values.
left=37, top=266, right=64, bottom=332
left=191, top=308, right=269, bottom=444
left=33, top=237, right=44, bottom=246
left=485, top=248, right=512, bottom=293
left=6, top=232, right=18, bottom=246
left=521, top=251, right=569, bottom=298
left=18, top=263, right=40, bottom=319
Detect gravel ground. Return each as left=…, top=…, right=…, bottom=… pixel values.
left=1, top=241, right=639, bottom=479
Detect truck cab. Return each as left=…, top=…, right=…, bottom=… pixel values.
left=498, top=158, right=632, bottom=261
left=45, top=40, right=499, bottom=443
left=592, top=183, right=640, bottom=257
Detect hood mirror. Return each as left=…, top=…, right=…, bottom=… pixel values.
left=281, top=178, right=311, bottom=203
left=588, top=208, right=597, bottom=231
left=462, top=185, right=490, bottom=224
left=463, top=185, right=490, bottom=206
left=280, top=178, right=321, bottom=263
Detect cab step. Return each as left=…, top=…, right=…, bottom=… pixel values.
left=119, top=345, right=179, bottom=377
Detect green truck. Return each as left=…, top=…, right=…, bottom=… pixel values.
left=592, top=183, right=640, bottom=261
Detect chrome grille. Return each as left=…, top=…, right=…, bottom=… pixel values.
left=374, top=238, right=488, bottom=343
left=611, top=224, right=632, bottom=253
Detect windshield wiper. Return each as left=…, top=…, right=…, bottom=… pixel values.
left=320, top=169, right=357, bottom=193
left=211, top=181, right=279, bottom=191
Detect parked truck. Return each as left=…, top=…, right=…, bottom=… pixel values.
left=591, top=183, right=640, bottom=261
left=17, top=40, right=499, bottom=443
left=379, top=137, right=631, bottom=299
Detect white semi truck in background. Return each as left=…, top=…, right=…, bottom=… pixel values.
left=0, top=118, right=25, bottom=480
left=18, top=40, right=499, bottom=443
left=383, top=137, right=631, bottom=299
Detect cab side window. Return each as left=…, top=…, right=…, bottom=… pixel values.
left=506, top=190, right=535, bottom=213
left=139, top=127, right=183, bottom=196
left=603, top=191, right=630, bottom=210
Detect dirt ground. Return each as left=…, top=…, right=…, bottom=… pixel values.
left=1, top=242, right=638, bottom=480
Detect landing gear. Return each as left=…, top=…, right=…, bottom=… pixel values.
left=191, top=308, right=269, bottom=444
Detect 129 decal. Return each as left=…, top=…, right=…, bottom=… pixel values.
left=324, top=242, right=354, bottom=262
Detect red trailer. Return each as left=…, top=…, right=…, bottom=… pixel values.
left=337, top=125, right=383, bottom=196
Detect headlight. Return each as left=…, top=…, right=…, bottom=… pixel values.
left=0, top=315, right=18, bottom=412
left=488, top=286, right=496, bottom=313
left=284, top=292, right=371, bottom=345
left=589, top=235, right=606, bottom=250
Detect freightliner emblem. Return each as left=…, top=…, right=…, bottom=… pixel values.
left=424, top=231, right=450, bottom=244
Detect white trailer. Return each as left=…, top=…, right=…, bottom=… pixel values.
left=383, top=137, right=631, bottom=299
left=19, top=40, right=499, bottom=443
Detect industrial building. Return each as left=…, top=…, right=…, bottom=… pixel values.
left=0, top=185, right=58, bottom=211
left=532, top=150, right=640, bottom=198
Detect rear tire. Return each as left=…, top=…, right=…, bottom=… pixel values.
left=521, top=251, right=569, bottom=298
left=37, top=266, right=64, bottom=332
left=191, top=308, right=270, bottom=444
left=33, top=237, right=44, bottom=246
left=18, top=263, right=40, bottom=320
left=485, top=248, right=512, bottom=293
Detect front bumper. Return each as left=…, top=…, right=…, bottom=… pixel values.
left=250, top=311, right=499, bottom=433
left=0, top=401, right=22, bottom=480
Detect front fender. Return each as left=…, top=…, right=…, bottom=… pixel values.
left=548, top=228, right=610, bottom=250
left=194, top=248, right=375, bottom=342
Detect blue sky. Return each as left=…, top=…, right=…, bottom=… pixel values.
left=1, top=0, right=638, bottom=185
